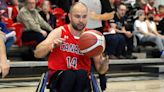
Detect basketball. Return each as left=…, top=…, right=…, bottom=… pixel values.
left=78, top=30, right=106, bottom=57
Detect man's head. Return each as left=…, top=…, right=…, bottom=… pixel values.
left=25, top=0, right=36, bottom=11
left=11, top=0, right=19, bottom=6
left=159, top=5, right=164, bottom=14
left=117, top=3, right=127, bottom=18
left=148, top=0, right=155, bottom=6
left=41, top=0, right=51, bottom=13
left=68, top=2, right=88, bottom=31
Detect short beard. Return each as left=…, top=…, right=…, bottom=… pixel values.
left=72, top=23, right=85, bottom=31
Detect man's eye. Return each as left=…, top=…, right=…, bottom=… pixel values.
left=75, top=15, right=80, bottom=18
left=83, top=15, right=87, bottom=18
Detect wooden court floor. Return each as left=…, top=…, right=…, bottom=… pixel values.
left=0, top=78, right=164, bottom=92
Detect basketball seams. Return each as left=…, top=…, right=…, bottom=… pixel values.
left=80, top=38, right=102, bottom=53
left=83, top=31, right=105, bottom=49
left=80, top=31, right=105, bottom=53
left=78, top=34, right=97, bottom=49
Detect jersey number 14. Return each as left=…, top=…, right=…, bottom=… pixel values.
left=66, top=56, right=77, bottom=69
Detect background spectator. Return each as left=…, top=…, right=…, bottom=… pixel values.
left=6, top=0, right=19, bottom=22
left=146, top=12, right=164, bottom=38
left=39, top=0, right=56, bottom=28
left=133, top=10, right=164, bottom=58
left=17, top=0, right=53, bottom=60
left=0, top=0, right=7, bottom=11
left=157, top=5, right=164, bottom=34
left=49, top=0, right=72, bottom=24
left=17, top=0, right=53, bottom=47
left=134, top=0, right=146, bottom=10
left=144, top=0, right=157, bottom=16
left=0, top=9, right=15, bottom=53
left=104, top=19, right=126, bottom=59
left=0, top=23, right=15, bottom=52
left=113, top=3, right=137, bottom=59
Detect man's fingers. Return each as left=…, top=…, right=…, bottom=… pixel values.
left=58, top=38, right=66, bottom=43
left=1, top=63, right=10, bottom=78
left=54, top=38, right=66, bottom=45
left=50, top=38, right=66, bottom=51
left=2, top=67, right=9, bottom=78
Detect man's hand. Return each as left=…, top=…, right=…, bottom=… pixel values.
left=49, top=38, right=66, bottom=52
left=101, top=54, right=109, bottom=65
left=40, top=30, right=47, bottom=37
left=125, top=31, right=133, bottom=38
left=0, top=62, right=10, bottom=78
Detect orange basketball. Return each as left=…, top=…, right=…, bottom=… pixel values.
left=78, top=30, right=106, bottom=57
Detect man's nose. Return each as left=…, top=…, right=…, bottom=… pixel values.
left=79, top=17, right=83, bottom=22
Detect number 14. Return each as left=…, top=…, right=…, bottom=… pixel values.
left=66, top=56, right=77, bottom=69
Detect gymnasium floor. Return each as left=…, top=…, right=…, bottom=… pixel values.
left=1, top=75, right=164, bottom=92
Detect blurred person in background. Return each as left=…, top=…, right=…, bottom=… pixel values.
left=146, top=13, right=164, bottom=38
left=134, top=0, right=146, bottom=9
left=157, top=5, right=164, bottom=34
left=39, top=0, right=56, bottom=28
left=17, top=0, right=53, bottom=47
left=134, top=10, right=164, bottom=58
left=0, top=8, right=15, bottom=53
left=49, top=0, right=72, bottom=24
left=144, top=0, right=157, bottom=16
left=114, top=3, right=137, bottom=59
left=6, top=0, right=20, bottom=22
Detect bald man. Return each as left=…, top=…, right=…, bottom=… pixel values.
left=35, top=2, right=109, bottom=92
left=0, top=32, right=10, bottom=78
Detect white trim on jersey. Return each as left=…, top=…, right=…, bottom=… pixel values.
left=80, top=31, right=105, bottom=53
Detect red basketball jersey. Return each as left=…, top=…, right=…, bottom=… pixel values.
left=48, top=25, right=91, bottom=73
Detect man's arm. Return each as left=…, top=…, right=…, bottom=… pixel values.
left=0, top=35, right=10, bottom=78
left=93, top=54, right=109, bottom=74
left=34, top=27, right=64, bottom=58
left=117, top=27, right=133, bottom=38
left=89, top=11, right=115, bottom=21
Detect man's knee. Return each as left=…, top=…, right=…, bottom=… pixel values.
left=75, top=70, right=88, bottom=85
left=50, top=70, right=76, bottom=92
